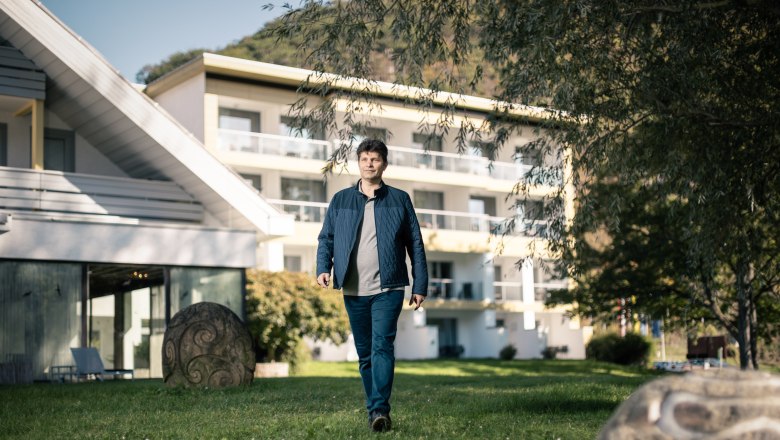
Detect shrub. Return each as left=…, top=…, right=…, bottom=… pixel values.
left=499, top=344, right=517, bottom=360
left=586, top=332, right=651, bottom=366
left=541, top=345, right=568, bottom=360
left=245, top=270, right=350, bottom=370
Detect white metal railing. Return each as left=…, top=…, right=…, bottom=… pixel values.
left=493, top=281, right=523, bottom=302
left=490, top=217, right=549, bottom=237
left=385, top=144, right=562, bottom=185
left=427, top=278, right=482, bottom=300
left=267, top=199, right=329, bottom=223
left=415, top=208, right=494, bottom=232
left=219, top=130, right=560, bottom=186
left=493, top=280, right=569, bottom=303
left=218, top=129, right=331, bottom=160
left=0, top=166, right=203, bottom=223
left=266, top=199, right=543, bottom=238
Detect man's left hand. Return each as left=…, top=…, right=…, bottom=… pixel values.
left=409, top=294, right=425, bottom=310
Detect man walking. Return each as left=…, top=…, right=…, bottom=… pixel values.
left=316, top=138, right=428, bottom=432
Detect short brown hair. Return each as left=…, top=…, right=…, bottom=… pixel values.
left=356, top=139, right=388, bottom=164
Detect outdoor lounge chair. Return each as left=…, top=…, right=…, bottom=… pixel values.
left=70, top=347, right=134, bottom=381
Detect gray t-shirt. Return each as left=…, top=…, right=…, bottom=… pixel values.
left=342, top=184, right=391, bottom=296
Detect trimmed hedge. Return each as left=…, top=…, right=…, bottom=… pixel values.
left=586, top=332, right=651, bottom=366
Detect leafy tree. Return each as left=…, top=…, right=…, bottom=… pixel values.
left=264, top=1, right=780, bottom=369
left=245, top=270, right=350, bottom=370
left=548, top=178, right=780, bottom=368
left=136, top=48, right=207, bottom=84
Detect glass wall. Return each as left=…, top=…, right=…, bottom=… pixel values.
left=0, top=262, right=245, bottom=382
left=169, top=267, right=244, bottom=319
left=0, top=261, right=81, bottom=382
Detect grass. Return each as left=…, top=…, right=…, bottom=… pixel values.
left=0, top=359, right=661, bottom=439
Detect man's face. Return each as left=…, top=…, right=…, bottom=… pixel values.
left=358, top=151, right=387, bottom=181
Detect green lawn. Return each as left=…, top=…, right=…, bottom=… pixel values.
left=0, top=360, right=661, bottom=439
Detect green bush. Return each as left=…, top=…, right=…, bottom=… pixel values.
left=586, top=332, right=651, bottom=366
left=246, top=270, right=350, bottom=371
left=499, top=344, right=517, bottom=360
left=541, top=345, right=568, bottom=360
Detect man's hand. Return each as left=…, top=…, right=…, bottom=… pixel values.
left=409, top=294, right=425, bottom=310
left=317, top=273, right=330, bottom=288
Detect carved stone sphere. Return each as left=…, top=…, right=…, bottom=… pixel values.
left=162, top=302, right=255, bottom=388
left=599, top=368, right=780, bottom=439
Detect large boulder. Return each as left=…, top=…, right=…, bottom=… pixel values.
left=600, top=368, right=780, bottom=439
left=162, top=302, right=255, bottom=388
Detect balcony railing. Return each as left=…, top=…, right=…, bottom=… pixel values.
left=494, top=281, right=569, bottom=302
left=267, top=199, right=544, bottom=237
left=267, top=199, right=329, bottom=223
left=416, top=209, right=496, bottom=232
left=219, top=129, right=561, bottom=185
left=428, top=278, right=483, bottom=300
left=490, top=217, right=549, bottom=237
left=218, top=129, right=331, bottom=160
left=0, top=166, right=203, bottom=223
left=386, top=144, right=562, bottom=185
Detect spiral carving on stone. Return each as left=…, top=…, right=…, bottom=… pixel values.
left=599, top=369, right=780, bottom=439
left=162, top=302, right=255, bottom=388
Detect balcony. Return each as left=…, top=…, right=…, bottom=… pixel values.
left=427, top=278, right=483, bottom=300
left=386, top=144, right=561, bottom=185
left=217, top=129, right=330, bottom=160
left=268, top=199, right=328, bottom=223
left=493, top=281, right=569, bottom=303
left=0, top=166, right=203, bottom=224
left=267, top=199, right=544, bottom=239
left=217, top=129, right=561, bottom=186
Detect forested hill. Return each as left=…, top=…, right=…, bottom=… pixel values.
left=135, top=14, right=499, bottom=98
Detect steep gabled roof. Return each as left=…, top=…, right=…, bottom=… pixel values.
left=0, top=0, right=292, bottom=237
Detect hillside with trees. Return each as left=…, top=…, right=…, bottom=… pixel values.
left=135, top=6, right=499, bottom=97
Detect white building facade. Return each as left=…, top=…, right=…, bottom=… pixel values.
left=146, top=54, right=592, bottom=361
left=0, top=1, right=292, bottom=381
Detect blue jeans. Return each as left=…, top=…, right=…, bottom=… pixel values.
left=343, top=290, right=404, bottom=414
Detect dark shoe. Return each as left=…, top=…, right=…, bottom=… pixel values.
left=369, top=411, right=391, bottom=432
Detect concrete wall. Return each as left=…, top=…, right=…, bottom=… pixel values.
left=152, top=74, right=206, bottom=142
left=0, top=218, right=256, bottom=267
left=395, top=309, right=438, bottom=359
left=1, top=110, right=126, bottom=177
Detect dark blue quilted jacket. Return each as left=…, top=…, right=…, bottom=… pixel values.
left=317, top=181, right=428, bottom=295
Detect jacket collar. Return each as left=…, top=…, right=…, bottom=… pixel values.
left=353, top=180, right=388, bottom=198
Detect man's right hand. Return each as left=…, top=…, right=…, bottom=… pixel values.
left=317, top=273, right=330, bottom=288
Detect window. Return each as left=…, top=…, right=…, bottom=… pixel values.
left=240, top=173, right=262, bottom=192
left=414, top=190, right=444, bottom=210
left=469, top=196, right=497, bottom=231
left=518, top=199, right=544, bottom=220
left=279, top=116, right=328, bottom=159
left=43, top=128, right=75, bottom=172
left=412, top=132, right=442, bottom=151
left=280, top=116, right=325, bottom=140
left=469, top=140, right=496, bottom=161
left=284, top=255, right=302, bottom=272
left=354, top=125, right=387, bottom=143
left=281, top=178, right=326, bottom=222
left=281, top=178, right=326, bottom=202
left=414, top=190, right=445, bottom=229
left=412, top=132, right=443, bottom=170
left=0, top=123, right=6, bottom=166
left=514, top=145, right=542, bottom=167
left=218, top=108, right=260, bottom=132
left=517, top=199, right=548, bottom=236
left=493, top=265, right=503, bottom=298
left=428, top=261, right=453, bottom=298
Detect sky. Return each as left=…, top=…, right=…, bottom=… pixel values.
left=40, top=0, right=290, bottom=83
